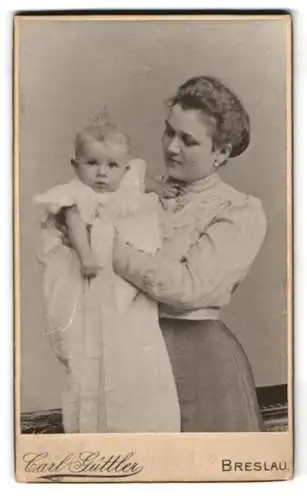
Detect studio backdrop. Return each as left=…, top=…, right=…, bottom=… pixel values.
left=18, top=19, right=288, bottom=413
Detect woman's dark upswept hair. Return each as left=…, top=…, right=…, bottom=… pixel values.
left=169, top=76, right=250, bottom=158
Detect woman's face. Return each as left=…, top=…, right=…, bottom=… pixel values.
left=162, top=104, right=218, bottom=183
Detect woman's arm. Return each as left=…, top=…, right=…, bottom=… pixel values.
left=65, top=206, right=99, bottom=279
left=113, top=200, right=266, bottom=311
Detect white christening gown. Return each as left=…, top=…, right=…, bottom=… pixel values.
left=34, top=160, right=180, bottom=433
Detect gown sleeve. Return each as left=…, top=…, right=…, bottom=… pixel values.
left=33, top=182, right=79, bottom=214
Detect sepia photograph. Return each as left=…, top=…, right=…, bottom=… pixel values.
left=14, top=12, right=293, bottom=482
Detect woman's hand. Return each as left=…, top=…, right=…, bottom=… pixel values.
left=53, top=211, right=72, bottom=247
left=146, top=178, right=180, bottom=199
left=162, top=182, right=181, bottom=199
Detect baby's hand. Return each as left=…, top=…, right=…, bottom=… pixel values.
left=148, top=178, right=180, bottom=199
left=80, top=251, right=100, bottom=279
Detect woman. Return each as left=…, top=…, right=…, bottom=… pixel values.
left=112, top=76, right=267, bottom=432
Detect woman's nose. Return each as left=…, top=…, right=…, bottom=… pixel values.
left=167, top=136, right=181, bottom=155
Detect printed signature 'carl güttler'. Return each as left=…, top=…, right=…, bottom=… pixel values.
left=22, top=451, right=143, bottom=480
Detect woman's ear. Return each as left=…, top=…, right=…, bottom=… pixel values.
left=214, top=143, right=232, bottom=168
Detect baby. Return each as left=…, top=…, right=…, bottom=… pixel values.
left=37, top=112, right=178, bottom=280
left=71, top=123, right=131, bottom=279
left=34, top=111, right=180, bottom=433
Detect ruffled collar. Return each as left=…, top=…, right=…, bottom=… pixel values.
left=161, top=173, right=221, bottom=214
left=165, top=172, right=221, bottom=196
left=70, top=177, right=143, bottom=219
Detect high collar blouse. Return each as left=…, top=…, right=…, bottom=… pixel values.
left=113, top=173, right=267, bottom=320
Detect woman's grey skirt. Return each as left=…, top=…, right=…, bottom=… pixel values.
left=160, top=318, right=264, bottom=432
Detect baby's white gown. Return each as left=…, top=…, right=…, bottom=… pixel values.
left=34, top=160, right=180, bottom=433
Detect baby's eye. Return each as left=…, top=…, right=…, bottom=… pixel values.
left=87, top=159, right=98, bottom=166
left=108, top=161, right=119, bottom=168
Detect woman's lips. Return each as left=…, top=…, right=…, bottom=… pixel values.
left=167, top=157, right=182, bottom=165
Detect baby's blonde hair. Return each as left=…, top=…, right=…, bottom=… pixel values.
left=74, top=108, right=130, bottom=159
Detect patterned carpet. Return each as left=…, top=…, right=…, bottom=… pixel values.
left=20, top=384, right=288, bottom=434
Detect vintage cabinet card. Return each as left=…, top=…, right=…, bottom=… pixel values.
left=14, top=12, right=293, bottom=482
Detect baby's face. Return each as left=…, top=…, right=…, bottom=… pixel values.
left=74, top=139, right=130, bottom=193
